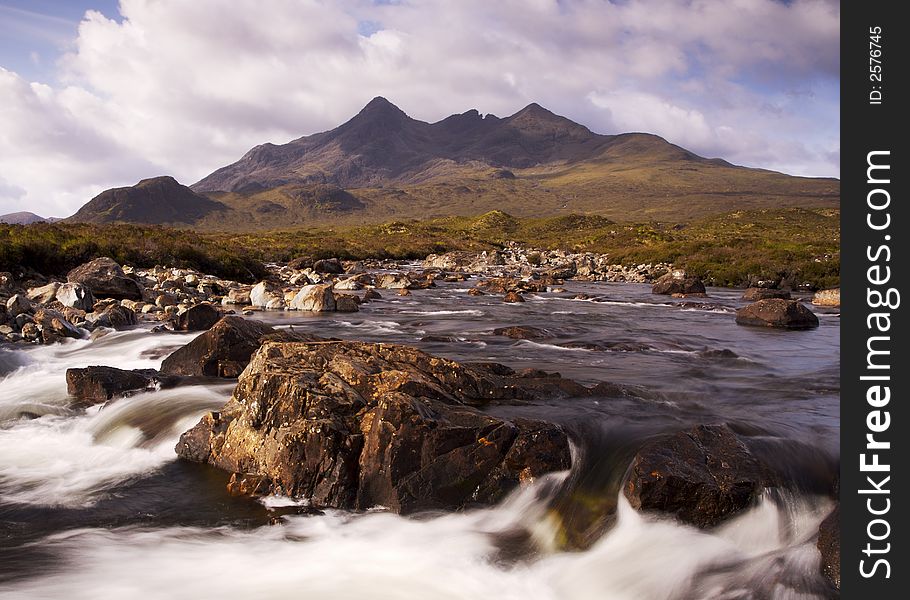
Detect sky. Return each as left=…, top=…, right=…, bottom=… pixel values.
left=0, top=0, right=840, bottom=218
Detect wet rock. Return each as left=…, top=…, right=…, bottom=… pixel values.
left=223, top=288, right=252, bottom=306
left=313, top=258, right=344, bottom=274
left=173, top=303, right=222, bottom=331
left=155, top=294, right=178, bottom=308
left=290, top=283, right=336, bottom=312
left=812, top=288, right=840, bottom=308
left=160, top=316, right=322, bottom=378
left=741, top=287, right=791, bottom=301
left=376, top=273, right=411, bottom=289
left=362, top=289, right=382, bottom=302
left=652, top=272, right=706, bottom=296
left=624, top=424, right=770, bottom=527
left=334, top=294, right=360, bottom=313
left=227, top=473, right=272, bottom=497
left=176, top=341, right=574, bottom=512
left=493, top=326, right=550, bottom=340
left=67, top=257, right=144, bottom=300
left=250, top=281, right=285, bottom=309
left=503, top=291, right=525, bottom=303
left=33, top=308, right=83, bottom=344
left=55, top=283, right=96, bottom=311
left=467, top=288, right=484, bottom=296
left=817, top=505, right=840, bottom=591
left=735, top=299, right=819, bottom=330
left=86, top=304, right=138, bottom=330
left=66, top=366, right=162, bottom=404
left=27, top=282, right=60, bottom=304
left=6, top=294, right=33, bottom=317
left=398, top=288, right=411, bottom=297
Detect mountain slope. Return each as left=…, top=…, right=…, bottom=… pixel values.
left=68, top=176, right=227, bottom=225
left=71, top=98, right=839, bottom=229
left=0, top=211, right=60, bottom=224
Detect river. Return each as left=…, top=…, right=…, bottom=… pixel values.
left=0, top=279, right=839, bottom=599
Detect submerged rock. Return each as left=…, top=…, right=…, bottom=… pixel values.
left=624, top=424, right=770, bottom=527
left=735, top=299, right=819, bottom=330
left=503, top=291, right=526, bottom=303
left=67, top=257, right=143, bottom=300
left=492, top=325, right=550, bottom=340
left=176, top=341, right=579, bottom=511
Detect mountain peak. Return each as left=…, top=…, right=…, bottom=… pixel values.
left=357, top=96, right=407, bottom=117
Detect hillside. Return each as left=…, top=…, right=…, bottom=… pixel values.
left=0, top=211, right=59, bottom=225
left=68, top=176, right=227, bottom=225
left=67, top=98, right=839, bottom=229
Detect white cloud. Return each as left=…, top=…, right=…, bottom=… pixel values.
left=0, top=0, right=839, bottom=217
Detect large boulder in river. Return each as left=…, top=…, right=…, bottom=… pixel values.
left=173, top=303, right=221, bottom=331
left=741, top=287, right=790, bottom=301
left=176, top=341, right=574, bottom=512
left=67, top=257, right=143, bottom=300
left=290, top=284, right=336, bottom=312
left=85, top=304, right=138, bottom=330
left=66, top=366, right=169, bottom=405
left=160, top=316, right=322, bottom=378
left=735, top=299, right=819, bottom=330
left=249, top=281, right=285, bottom=309
left=651, top=272, right=706, bottom=296
left=624, top=424, right=770, bottom=528
left=812, top=288, right=840, bottom=307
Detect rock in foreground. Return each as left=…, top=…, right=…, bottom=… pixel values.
left=816, top=505, right=840, bottom=591
left=624, top=424, right=770, bottom=527
left=176, top=341, right=574, bottom=512
left=66, top=366, right=176, bottom=405
left=735, top=299, right=819, bottom=330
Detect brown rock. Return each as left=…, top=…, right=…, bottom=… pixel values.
left=173, top=303, right=221, bottom=331
left=812, top=288, right=840, bottom=307
left=66, top=366, right=160, bottom=404
left=362, top=289, right=382, bottom=301
left=624, top=424, right=770, bottom=527
left=398, top=288, right=412, bottom=297
left=33, top=308, right=83, bottom=344
left=735, top=299, right=819, bottom=330
left=467, top=288, right=485, bottom=296
left=652, top=273, right=706, bottom=296
left=176, top=341, right=579, bottom=512
left=160, top=316, right=322, bottom=378
left=67, top=257, right=143, bottom=300
left=503, top=291, right=525, bottom=303
left=492, top=325, right=550, bottom=340
left=741, top=287, right=791, bottom=301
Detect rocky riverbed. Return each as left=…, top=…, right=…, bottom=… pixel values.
left=0, top=249, right=840, bottom=599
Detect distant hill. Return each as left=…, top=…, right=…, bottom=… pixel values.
left=69, top=98, right=839, bottom=229
left=0, top=211, right=60, bottom=225
left=68, top=176, right=227, bottom=225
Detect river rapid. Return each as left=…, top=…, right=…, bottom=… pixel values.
left=0, top=280, right=839, bottom=599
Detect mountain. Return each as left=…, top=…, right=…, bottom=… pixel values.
left=68, top=176, right=227, bottom=225
left=70, top=98, right=839, bottom=229
left=0, top=211, right=60, bottom=225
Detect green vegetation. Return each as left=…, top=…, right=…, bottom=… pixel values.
left=1, top=208, right=839, bottom=288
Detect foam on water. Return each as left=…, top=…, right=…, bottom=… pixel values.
left=0, top=385, right=228, bottom=507
left=0, top=488, right=832, bottom=600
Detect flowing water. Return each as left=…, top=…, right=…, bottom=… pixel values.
left=0, top=280, right=839, bottom=599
